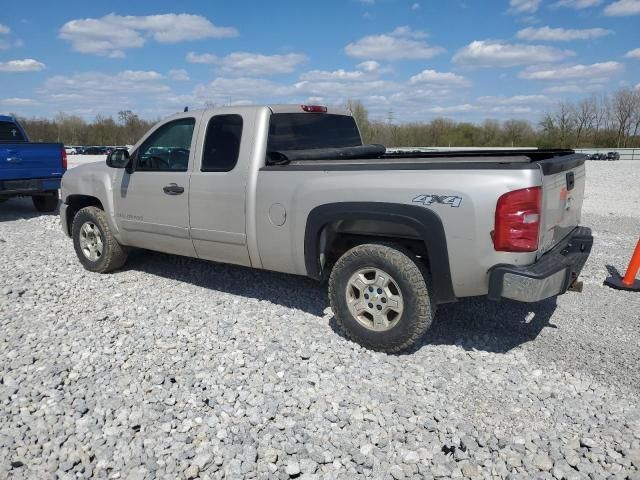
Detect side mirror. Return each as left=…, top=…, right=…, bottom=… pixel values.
left=106, top=149, right=130, bottom=169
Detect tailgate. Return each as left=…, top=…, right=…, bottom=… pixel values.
left=0, top=143, right=65, bottom=181
left=538, top=154, right=586, bottom=255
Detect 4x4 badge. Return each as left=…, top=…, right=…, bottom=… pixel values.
left=413, top=194, right=462, bottom=208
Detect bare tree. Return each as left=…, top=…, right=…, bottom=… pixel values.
left=573, top=97, right=597, bottom=146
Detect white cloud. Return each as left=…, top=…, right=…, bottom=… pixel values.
left=519, top=61, right=624, bottom=80
left=357, top=60, right=381, bottom=72
left=624, top=47, right=640, bottom=58
left=427, top=104, right=477, bottom=114
left=408, top=69, right=471, bottom=87
left=509, top=0, right=542, bottom=13
left=41, top=71, right=170, bottom=98
left=0, top=24, right=10, bottom=35
left=168, top=69, right=190, bottom=81
left=604, top=0, right=640, bottom=15
left=186, top=52, right=217, bottom=64
left=59, top=13, right=238, bottom=57
left=1, top=97, right=36, bottom=106
left=554, top=0, right=603, bottom=7
left=543, top=83, right=605, bottom=93
left=187, top=52, right=307, bottom=75
left=516, top=26, right=613, bottom=41
left=477, top=94, right=551, bottom=105
left=194, top=77, right=295, bottom=103
left=218, top=52, right=307, bottom=76
left=119, top=70, right=163, bottom=81
left=453, top=40, right=573, bottom=67
left=0, top=59, right=46, bottom=72
left=345, top=26, right=444, bottom=60
left=300, top=69, right=367, bottom=81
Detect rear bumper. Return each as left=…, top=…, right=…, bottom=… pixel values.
left=0, top=178, right=61, bottom=196
left=488, top=226, right=593, bottom=302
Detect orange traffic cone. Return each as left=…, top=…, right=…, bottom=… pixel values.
left=604, top=238, right=640, bottom=291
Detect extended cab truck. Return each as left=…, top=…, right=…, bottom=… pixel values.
left=60, top=105, right=593, bottom=352
left=0, top=115, right=66, bottom=211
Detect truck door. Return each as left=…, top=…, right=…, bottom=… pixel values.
left=189, top=113, right=251, bottom=267
left=113, top=115, right=198, bottom=257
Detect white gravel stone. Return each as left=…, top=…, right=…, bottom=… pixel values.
left=0, top=160, right=639, bottom=478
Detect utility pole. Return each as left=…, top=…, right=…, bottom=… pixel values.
left=386, top=110, right=395, bottom=125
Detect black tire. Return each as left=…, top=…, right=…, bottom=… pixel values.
left=328, top=242, right=436, bottom=353
left=71, top=206, right=128, bottom=273
left=32, top=192, right=59, bottom=212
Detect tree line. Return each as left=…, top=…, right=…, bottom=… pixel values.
left=12, top=86, right=640, bottom=148
left=350, top=86, right=640, bottom=148
left=15, top=110, right=157, bottom=146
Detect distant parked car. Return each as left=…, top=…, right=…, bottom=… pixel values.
left=607, top=151, right=620, bottom=161
left=83, top=146, right=104, bottom=155
left=589, top=153, right=606, bottom=161
left=65, top=147, right=77, bottom=155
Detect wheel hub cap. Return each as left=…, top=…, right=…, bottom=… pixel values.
left=345, top=268, right=404, bottom=332
left=79, top=221, right=104, bottom=262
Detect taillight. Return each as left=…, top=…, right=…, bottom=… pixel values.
left=301, top=105, right=328, bottom=113
left=493, top=187, right=541, bottom=252
left=61, top=147, right=68, bottom=170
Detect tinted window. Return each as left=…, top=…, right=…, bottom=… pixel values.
left=201, top=115, right=243, bottom=172
left=135, top=118, right=195, bottom=172
left=0, top=121, right=26, bottom=143
left=267, top=114, right=361, bottom=153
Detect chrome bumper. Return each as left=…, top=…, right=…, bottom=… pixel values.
left=488, top=226, right=593, bottom=303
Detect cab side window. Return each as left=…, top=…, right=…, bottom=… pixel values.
left=201, top=115, right=243, bottom=172
left=136, top=118, right=195, bottom=172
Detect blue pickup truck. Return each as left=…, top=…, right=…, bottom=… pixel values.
left=0, top=115, right=66, bottom=212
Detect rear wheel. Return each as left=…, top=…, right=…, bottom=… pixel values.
left=32, top=192, right=59, bottom=212
left=71, top=206, right=127, bottom=273
left=328, top=242, right=436, bottom=353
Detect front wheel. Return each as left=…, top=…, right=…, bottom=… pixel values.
left=71, top=206, right=128, bottom=273
left=328, top=243, right=436, bottom=353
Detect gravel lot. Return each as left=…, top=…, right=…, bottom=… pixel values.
left=1, top=160, right=639, bottom=479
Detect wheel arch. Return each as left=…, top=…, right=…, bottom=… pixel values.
left=304, top=202, right=456, bottom=304
left=64, top=194, right=105, bottom=236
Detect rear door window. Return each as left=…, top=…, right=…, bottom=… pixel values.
left=0, top=121, right=26, bottom=143
left=267, top=114, right=361, bottom=154
left=201, top=115, right=243, bottom=172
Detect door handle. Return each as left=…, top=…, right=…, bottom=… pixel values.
left=163, top=183, right=184, bottom=195
left=6, top=157, right=22, bottom=163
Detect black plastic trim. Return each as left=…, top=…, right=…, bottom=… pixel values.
left=488, top=226, right=593, bottom=301
left=261, top=161, right=538, bottom=172
left=538, top=153, right=586, bottom=175
left=304, top=202, right=456, bottom=304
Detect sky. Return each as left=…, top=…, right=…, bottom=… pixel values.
left=0, top=0, right=639, bottom=123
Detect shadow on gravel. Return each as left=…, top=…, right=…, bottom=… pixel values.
left=418, top=296, right=558, bottom=354
left=121, top=249, right=329, bottom=317
left=126, top=249, right=558, bottom=354
left=328, top=296, right=557, bottom=354
left=0, top=197, right=60, bottom=223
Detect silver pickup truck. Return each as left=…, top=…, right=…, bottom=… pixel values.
left=60, top=105, right=593, bottom=352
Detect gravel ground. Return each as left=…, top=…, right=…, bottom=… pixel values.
left=1, top=160, right=639, bottom=480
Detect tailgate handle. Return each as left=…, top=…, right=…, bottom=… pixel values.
left=566, top=171, right=575, bottom=191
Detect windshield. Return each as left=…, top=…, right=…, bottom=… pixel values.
left=267, top=113, right=362, bottom=153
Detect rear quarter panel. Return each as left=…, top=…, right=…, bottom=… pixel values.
left=256, top=167, right=543, bottom=298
